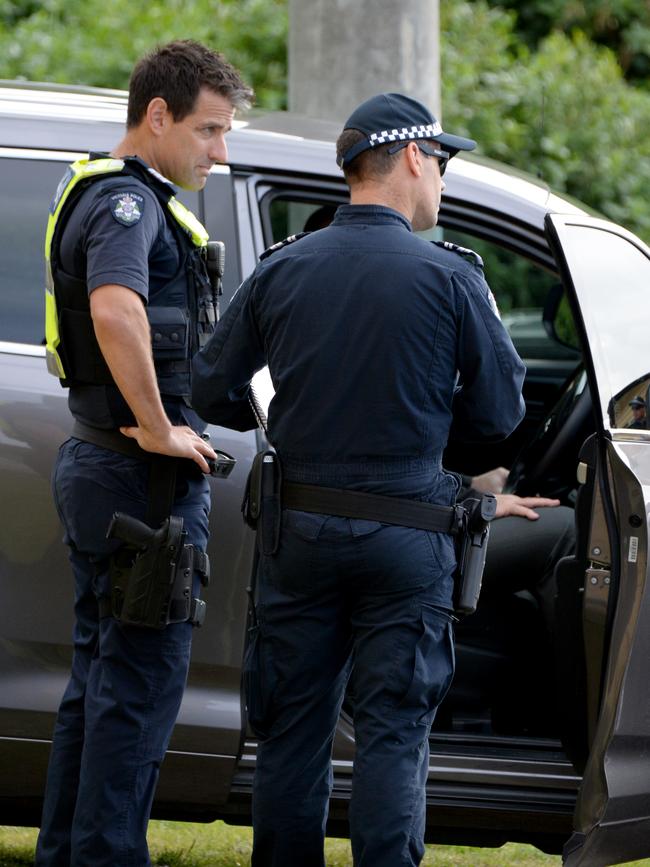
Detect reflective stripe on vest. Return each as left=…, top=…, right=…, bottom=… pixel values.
left=167, top=197, right=208, bottom=247
left=44, top=157, right=209, bottom=379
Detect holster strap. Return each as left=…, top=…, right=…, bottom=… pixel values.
left=99, top=593, right=206, bottom=626
left=282, top=481, right=461, bottom=534
left=194, top=549, right=210, bottom=585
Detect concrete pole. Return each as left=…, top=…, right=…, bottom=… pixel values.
left=288, top=0, right=440, bottom=125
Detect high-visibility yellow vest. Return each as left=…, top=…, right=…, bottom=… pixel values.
left=44, top=157, right=209, bottom=381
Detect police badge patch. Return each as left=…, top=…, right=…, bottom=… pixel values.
left=109, top=192, right=144, bottom=226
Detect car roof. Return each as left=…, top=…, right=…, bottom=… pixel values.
left=0, top=80, right=589, bottom=224
left=0, top=80, right=341, bottom=174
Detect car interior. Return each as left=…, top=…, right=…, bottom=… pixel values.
left=262, top=188, right=598, bottom=775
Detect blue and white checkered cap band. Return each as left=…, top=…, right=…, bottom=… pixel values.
left=368, top=122, right=443, bottom=147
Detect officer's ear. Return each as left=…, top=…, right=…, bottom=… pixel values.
left=404, top=141, right=424, bottom=178
left=146, top=97, right=171, bottom=137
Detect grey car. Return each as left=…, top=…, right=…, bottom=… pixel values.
left=1, top=81, right=650, bottom=867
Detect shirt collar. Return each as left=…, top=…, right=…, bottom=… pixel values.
left=89, top=152, right=177, bottom=195
left=332, top=204, right=413, bottom=232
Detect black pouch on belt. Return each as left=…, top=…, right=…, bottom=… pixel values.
left=241, top=450, right=282, bottom=555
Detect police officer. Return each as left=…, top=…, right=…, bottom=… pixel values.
left=35, top=42, right=252, bottom=867
left=192, top=92, right=526, bottom=867
left=627, top=395, right=647, bottom=429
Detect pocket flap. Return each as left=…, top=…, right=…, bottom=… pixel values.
left=147, top=306, right=188, bottom=355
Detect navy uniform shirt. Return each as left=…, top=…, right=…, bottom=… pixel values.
left=57, top=160, right=203, bottom=431
left=192, top=204, right=525, bottom=485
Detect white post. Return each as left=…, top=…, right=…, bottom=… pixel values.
left=288, top=0, right=440, bottom=124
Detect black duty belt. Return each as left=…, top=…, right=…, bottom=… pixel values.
left=72, top=419, right=152, bottom=460
left=282, top=481, right=461, bottom=535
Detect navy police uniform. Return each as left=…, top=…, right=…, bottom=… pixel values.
left=192, top=94, right=526, bottom=867
left=36, top=157, right=211, bottom=867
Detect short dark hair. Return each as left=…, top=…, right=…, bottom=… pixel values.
left=335, top=128, right=400, bottom=183
left=127, top=40, right=253, bottom=128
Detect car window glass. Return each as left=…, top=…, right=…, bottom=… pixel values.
left=550, top=221, right=650, bottom=429
left=266, top=197, right=342, bottom=244
left=0, top=158, right=65, bottom=345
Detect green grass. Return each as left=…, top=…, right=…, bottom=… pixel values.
left=2, top=821, right=650, bottom=866
left=0, top=822, right=560, bottom=866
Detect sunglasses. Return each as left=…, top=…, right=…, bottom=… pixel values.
left=387, top=140, right=450, bottom=176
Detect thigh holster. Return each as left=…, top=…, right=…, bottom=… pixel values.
left=106, top=512, right=209, bottom=629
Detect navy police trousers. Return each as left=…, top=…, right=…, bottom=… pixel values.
left=35, top=438, right=209, bottom=867
left=248, top=460, right=457, bottom=867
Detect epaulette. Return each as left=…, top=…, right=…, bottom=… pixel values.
left=433, top=240, right=484, bottom=268
left=260, top=231, right=310, bottom=260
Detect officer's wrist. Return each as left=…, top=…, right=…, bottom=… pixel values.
left=136, top=415, right=173, bottom=438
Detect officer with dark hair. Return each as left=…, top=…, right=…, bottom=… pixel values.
left=36, top=41, right=252, bottom=867
left=192, top=93, right=526, bottom=867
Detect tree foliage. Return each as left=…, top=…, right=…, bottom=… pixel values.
left=440, top=1, right=650, bottom=242
left=0, top=0, right=287, bottom=108
left=2, top=0, right=650, bottom=242
left=477, top=0, right=650, bottom=85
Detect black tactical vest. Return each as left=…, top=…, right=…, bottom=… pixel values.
left=45, top=155, right=218, bottom=400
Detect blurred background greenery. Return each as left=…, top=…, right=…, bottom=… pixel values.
left=1, top=0, right=649, bottom=241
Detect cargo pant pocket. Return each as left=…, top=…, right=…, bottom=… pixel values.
left=393, top=606, right=455, bottom=726
left=243, top=621, right=277, bottom=740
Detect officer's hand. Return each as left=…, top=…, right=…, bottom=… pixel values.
left=494, top=494, right=560, bottom=521
left=120, top=424, right=217, bottom=473
left=471, top=466, right=509, bottom=494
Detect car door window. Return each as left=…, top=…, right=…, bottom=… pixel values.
left=0, top=157, right=67, bottom=346
left=264, top=194, right=344, bottom=245
left=547, top=217, right=650, bottom=430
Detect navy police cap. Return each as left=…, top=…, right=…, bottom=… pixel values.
left=338, top=92, right=476, bottom=169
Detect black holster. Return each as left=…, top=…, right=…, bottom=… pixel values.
left=241, top=450, right=282, bottom=555
left=106, top=511, right=210, bottom=629
left=453, top=494, right=497, bottom=617
left=102, top=454, right=210, bottom=629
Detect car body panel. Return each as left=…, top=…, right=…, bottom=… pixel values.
left=0, top=341, right=258, bottom=818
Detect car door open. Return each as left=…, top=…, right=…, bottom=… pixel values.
left=546, top=213, right=650, bottom=867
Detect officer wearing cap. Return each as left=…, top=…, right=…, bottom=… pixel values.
left=192, top=92, right=526, bottom=867
left=627, top=395, right=647, bottom=429
left=35, top=42, right=252, bottom=867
